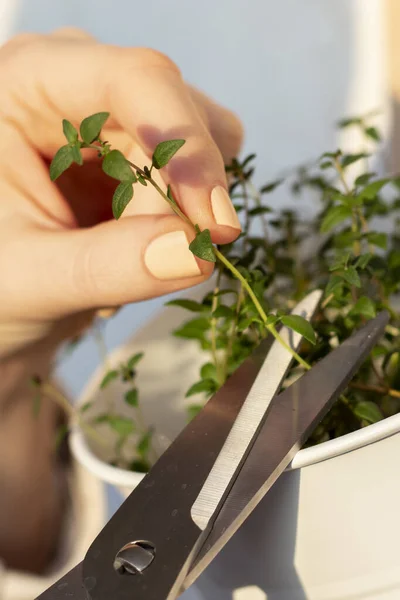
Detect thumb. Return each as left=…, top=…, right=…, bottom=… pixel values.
left=5, top=215, right=213, bottom=320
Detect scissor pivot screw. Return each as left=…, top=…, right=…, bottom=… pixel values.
left=114, top=540, right=155, bottom=575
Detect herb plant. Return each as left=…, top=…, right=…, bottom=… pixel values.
left=37, top=111, right=400, bottom=469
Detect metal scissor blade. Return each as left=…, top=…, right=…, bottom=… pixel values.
left=36, top=291, right=320, bottom=600
left=36, top=563, right=86, bottom=600
left=185, top=310, right=389, bottom=589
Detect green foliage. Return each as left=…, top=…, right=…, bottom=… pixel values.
left=280, top=315, right=316, bottom=345
left=100, top=369, right=119, bottom=389
left=49, top=145, right=74, bottom=181
left=125, top=388, right=138, bottom=407
left=189, top=229, right=216, bottom=263
left=79, top=112, right=110, bottom=144
left=152, top=139, right=185, bottom=169
left=62, top=119, right=78, bottom=143
left=112, top=181, right=134, bottom=219
left=102, top=150, right=136, bottom=182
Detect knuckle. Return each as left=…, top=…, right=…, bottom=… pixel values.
left=50, top=26, right=94, bottom=39
left=120, top=46, right=181, bottom=75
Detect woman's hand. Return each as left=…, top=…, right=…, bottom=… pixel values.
left=0, top=27, right=243, bottom=358
left=0, top=28, right=243, bottom=573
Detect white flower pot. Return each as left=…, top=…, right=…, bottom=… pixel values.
left=70, top=284, right=400, bottom=600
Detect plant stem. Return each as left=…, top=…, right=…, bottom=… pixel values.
left=210, top=267, right=224, bottom=385
left=40, top=382, right=108, bottom=448
left=215, top=248, right=311, bottom=370
left=349, top=381, right=400, bottom=399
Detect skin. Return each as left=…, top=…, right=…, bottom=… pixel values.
left=0, top=28, right=243, bottom=572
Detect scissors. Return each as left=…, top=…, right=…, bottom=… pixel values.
left=37, top=290, right=388, bottom=600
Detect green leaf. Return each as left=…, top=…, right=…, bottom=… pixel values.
left=212, top=305, right=234, bottom=319
left=79, top=112, right=110, bottom=144
left=70, top=143, right=83, bottom=166
left=349, top=296, right=376, bottom=319
left=187, top=404, right=203, bottom=421
left=200, top=362, right=217, bottom=381
left=165, top=299, right=209, bottom=312
left=127, top=352, right=144, bottom=370
left=337, top=116, right=362, bottom=128
left=173, top=318, right=210, bottom=340
left=355, top=253, right=373, bottom=269
left=320, top=160, right=333, bottom=170
left=320, top=205, right=352, bottom=233
left=353, top=401, right=383, bottom=424
left=112, top=181, right=134, bottom=219
left=125, top=388, right=138, bottom=407
left=185, top=378, right=217, bottom=398
left=366, top=232, right=387, bottom=250
left=152, top=139, right=185, bottom=169
left=280, top=314, right=316, bottom=345
left=55, top=424, right=69, bottom=451
left=129, top=459, right=150, bottom=473
left=49, top=145, right=74, bottom=181
left=364, top=126, right=381, bottom=142
left=167, top=184, right=178, bottom=206
left=260, top=179, right=283, bottom=194
left=355, top=172, right=376, bottom=186
left=357, top=179, right=389, bottom=201
left=102, top=150, right=136, bottom=182
left=137, top=430, right=153, bottom=458
left=137, top=174, right=147, bottom=186
left=341, top=153, right=368, bottom=168
left=189, top=229, right=216, bottom=263
left=341, top=266, right=361, bottom=287
left=248, top=206, right=272, bottom=216
left=108, top=416, right=135, bottom=437
left=80, top=401, right=93, bottom=413
left=100, top=369, right=119, bottom=389
left=62, top=119, right=78, bottom=143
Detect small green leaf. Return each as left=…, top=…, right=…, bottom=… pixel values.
left=337, top=116, right=362, bottom=128
left=349, top=296, right=376, bottom=319
left=80, top=401, right=93, bottom=414
left=353, top=401, right=383, bottom=424
left=112, top=181, right=134, bottom=219
left=129, top=459, right=150, bottom=473
left=366, top=232, right=387, bottom=250
left=341, top=266, right=361, bottom=287
left=355, top=253, right=373, bottom=269
left=248, top=206, right=272, bottom=216
left=325, top=274, right=344, bottom=295
left=357, top=179, right=389, bottom=201
left=137, top=430, right=153, bottom=458
left=49, top=145, right=74, bottom=181
left=102, top=150, right=136, bottom=182
left=320, top=160, right=333, bottom=170
left=355, top=172, right=376, bottom=186
left=200, top=362, right=218, bottom=381
left=166, top=299, right=209, bottom=312
left=70, top=143, right=83, bottom=166
left=173, top=318, right=210, bottom=340
left=137, top=174, right=147, bottom=186
left=100, top=369, right=119, bottom=389
left=80, top=112, right=110, bottom=144
left=62, top=119, right=78, bottom=143
left=152, top=139, right=185, bottom=169
left=364, top=126, right=381, bottom=142
left=185, top=378, right=217, bottom=398
left=127, top=352, right=144, bottom=370
left=280, top=314, right=316, bottom=345
left=55, top=424, right=69, bottom=451
left=320, top=205, right=352, bottom=233
left=212, top=305, right=234, bottom=319
left=187, top=404, right=204, bottom=421
left=125, top=388, right=138, bottom=407
left=260, top=179, right=283, bottom=194
left=341, top=153, right=368, bottom=168
left=108, top=416, right=135, bottom=437
left=167, top=184, right=178, bottom=206
left=189, top=229, right=216, bottom=263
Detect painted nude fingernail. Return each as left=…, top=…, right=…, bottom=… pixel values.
left=144, top=231, right=201, bottom=280
left=211, top=185, right=241, bottom=229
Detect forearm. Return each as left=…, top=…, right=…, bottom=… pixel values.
left=0, top=338, right=67, bottom=573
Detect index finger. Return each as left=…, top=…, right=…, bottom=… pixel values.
left=0, top=37, right=241, bottom=243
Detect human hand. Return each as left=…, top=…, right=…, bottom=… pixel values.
left=0, top=28, right=243, bottom=358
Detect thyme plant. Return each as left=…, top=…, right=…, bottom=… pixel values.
left=36, top=112, right=400, bottom=469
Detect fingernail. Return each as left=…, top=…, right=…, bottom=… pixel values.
left=211, top=185, right=241, bottom=229
left=144, top=231, right=201, bottom=280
